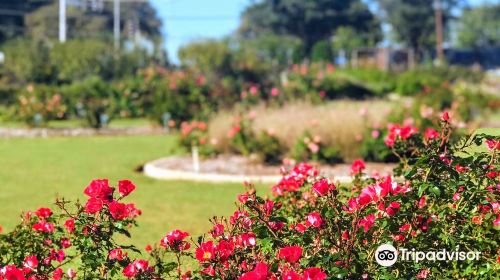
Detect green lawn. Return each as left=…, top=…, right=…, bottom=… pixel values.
left=0, top=135, right=269, bottom=248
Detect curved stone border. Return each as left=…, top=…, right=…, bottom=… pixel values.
left=143, top=158, right=353, bottom=184
left=0, top=127, right=165, bottom=138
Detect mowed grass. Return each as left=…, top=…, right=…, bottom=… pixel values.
left=0, top=135, right=269, bottom=248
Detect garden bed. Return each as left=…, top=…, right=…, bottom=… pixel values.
left=143, top=155, right=396, bottom=183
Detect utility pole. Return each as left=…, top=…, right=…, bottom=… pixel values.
left=59, top=0, right=66, bottom=42
left=114, top=0, right=120, bottom=50
left=434, top=0, right=444, bottom=62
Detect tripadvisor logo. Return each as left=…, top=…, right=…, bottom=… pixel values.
left=375, top=244, right=481, bottom=267
left=375, top=244, right=398, bottom=267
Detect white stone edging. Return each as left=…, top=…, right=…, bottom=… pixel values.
left=143, top=158, right=353, bottom=184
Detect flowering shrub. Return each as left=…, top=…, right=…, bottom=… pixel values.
left=179, top=120, right=215, bottom=157
left=0, top=179, right=146, bottom=279
left=140, top=67, right=213, bottom=124
left=15, top=84, right=67, bottom=127
left=292, top=131, right=343, bottom=164
left=225, top=113, right=286, bottom=164
left=1, top=115, right=499, bottom=279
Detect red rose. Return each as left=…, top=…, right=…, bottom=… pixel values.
left=118, top=180, right=136, bottom=197
left=424, top=128, right=439, bottom=140
left=295, top=223, right=307, bottom=233
left=235, top=232, right=256, bottom=247
left=216, top=240, right=234, bottom=261
left=108, top=201, right=129, bottom=220
left=64, top=219, right=75, bottom=233
left=306, top=212, right=323, bottom=228
left=23, top=255, right=38, bottom=271
left=278, top=246, right=302, bottom=263
left=160, top=229, right=190, bottom=251
left=393, top=234, right=405, bottom=242
left=418, top=196, right=426, bottom=209
left=312, top=179, right=332, bottom=196
left=35, top=207, right=52, bottom=219
left=441, top=111, right=450, bottom=121
left=350, top=159, right=366, bottom=175
left=32, top=220, right=55, bottom=233
left=85, top=197, right=104, bottom=214
left=282, top=270, right=301, bottom=280
left=303, top=267, right=327, bottom=280
left=399, top=223, right=411, bottom=232
left=264, top=200, right=275, bottom=216
left=210, top=224, right=224, bottom=237
left=238, top=262, right=268, bottom=280
left=123, top=263, right=137, bottom=278
left=196, top=241, right=215, bottom=262
left=358, top=214, right=375, bottom=233
left=61, top=238, right=71, bottom=248
left=122, top=259, right=148, bottom=278
left=385, top=202, right=401, bottom=216
left=237, top=193, right=249, bottom=204
left=52, top=268, right=63, bottom=280
left=109, top=248, right=125, bottom=260
left=84, top=179, right=113, bottom=201
left=3, top=265, right=26, bottom=280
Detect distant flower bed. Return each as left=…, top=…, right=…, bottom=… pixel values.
left=0, top=116, right=499, bottom=279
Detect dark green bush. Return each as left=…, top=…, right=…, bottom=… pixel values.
left=255, top=131, right=286, bottom=165
left=62, top=77, right=116, bottom=128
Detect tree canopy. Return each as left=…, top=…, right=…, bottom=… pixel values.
left=457, top=3, right=500, bottom=48
left=377, top=0, right=461, bottom=52
left=0, top=0, right=162, bottom=44
left=238, top=0, right=381, bottom=54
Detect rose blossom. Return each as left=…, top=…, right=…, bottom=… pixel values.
left=278, top=246, right=302, bottom=263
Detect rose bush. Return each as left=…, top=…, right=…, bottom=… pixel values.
left=0, top=114, right=499, bottom=279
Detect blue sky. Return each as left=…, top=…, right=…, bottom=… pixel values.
left=150, top=0, right=251, bottom=63
left=150, top=0, right=495, bottom=63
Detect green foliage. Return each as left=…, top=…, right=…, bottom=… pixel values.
left=23, top=1, right=162, bottom=42
left=140, top=68, right=212, bottom=124
left=395, top=69, right=447, bottom=96
left=292, top=131, right=343, bottom=164
left=61, top=76, right=116, bottom=128
left=337, top=68, right=396, bottom=96
left=311, top=40, right=333, bottom=62
left=378, top=0, right=460, bottom=51
left=239, top=0, right=382, bottom=53
left=332, top=26, right=366, bottom=53
left=255, top=131, right=286, bottom=165
left=1, top=39, right=55, bottom=83
left=14, top=84, right=67, bottom=127
left=360, top=128, right=398, bottom=162
left=178, top=39, right=233, bottom=80
left=457, top=3, right=500, bottom=48
left=1, top=38, right=156, bottom=85
left=50, top=40, right=111, bottom=83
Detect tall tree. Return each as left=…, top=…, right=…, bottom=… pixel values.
left=24, top=1, right=162, bottom=42
left=377, top=0, right=461, bottom=53
left=457, top=3, right=500, bottom=48
left=239, top=0, right=381, bottom=54
left=0, top=0, right=50, bottom=43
